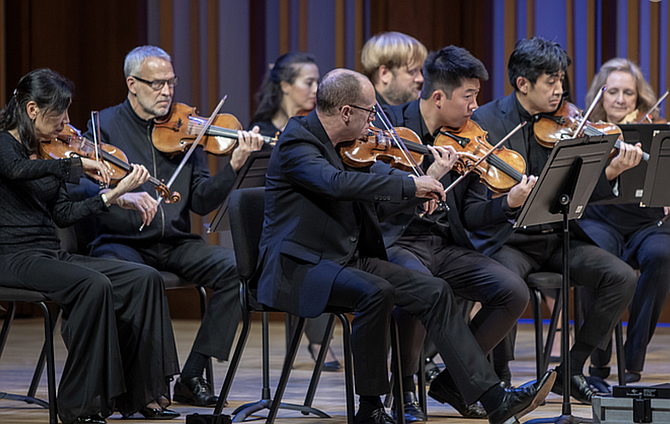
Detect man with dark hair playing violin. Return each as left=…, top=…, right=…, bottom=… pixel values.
left=471, top=36, right=643, bottom=405
left=377, top=45, right=537, bottom=422
left=259, top=67, right=555, bottom=424
left=76, top=45, right=265, bottom=408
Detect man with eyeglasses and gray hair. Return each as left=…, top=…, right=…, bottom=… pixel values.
left=76, top=45, right=264, bottom=410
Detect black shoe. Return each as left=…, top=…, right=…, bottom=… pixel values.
left=425, top=358, right=441, bottom=384
left=138, top=406, right=181, bottom=420
left=73, top=415, right=106, bottom=424
left=355, top=407, right=396, bottom=424
left=589, top=365, right=611, bottom=379
left=392, top=391, right=426, bottom=423
left=173, top=376, right=218, bottom=406
left=308, top=344, right=342, bottom=372
left=551, top=369, right=593, bottom=405
left=488, top=369, right=556, bottom=424
left=585, top=375, right=611, bottom=394
left=625, top=372, right=641, bottom=383
left=429, top=371, right=487, bottom=418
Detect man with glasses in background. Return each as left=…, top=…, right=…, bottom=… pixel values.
left=75, top=45, right=265, bottom=409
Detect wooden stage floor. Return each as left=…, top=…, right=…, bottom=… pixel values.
left=1, top=318, right=669, bottom=423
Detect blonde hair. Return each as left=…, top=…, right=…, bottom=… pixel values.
left=361, top=32, right=427, bottom=85
left=585, top=58, right=659, bottom=122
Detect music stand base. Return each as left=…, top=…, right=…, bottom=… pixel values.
left=231, top=399, right=330, bottom=422
left=526, top=414, right=592, bottom=424
left=0, top=392, right=49, bottom=409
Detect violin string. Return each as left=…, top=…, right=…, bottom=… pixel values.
left=374, top=101, right=425, bottom=177
left=472, top=135, right=523, bottom=182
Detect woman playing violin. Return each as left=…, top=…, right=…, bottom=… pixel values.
left=579, top=58, right=670, bottom=384
left=0, top=68, right=179, bottom=423
left=249, top=51, right=319, bottom=134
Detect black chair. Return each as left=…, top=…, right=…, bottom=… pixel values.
left=0, top=288, right=60, bottom=424
left=525, top=272, right=625, bottom=386
left=214, top=187, right=406, bottom=424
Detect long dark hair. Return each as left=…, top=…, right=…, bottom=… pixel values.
left=0, top=68, right=74, bottom=154
left=250, top=52, right=316, bottom=125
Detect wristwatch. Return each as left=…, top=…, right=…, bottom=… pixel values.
left=101, top=193, right=110, bottom=207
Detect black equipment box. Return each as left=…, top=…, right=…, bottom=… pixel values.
left=593, top=384, right=670, bottom=423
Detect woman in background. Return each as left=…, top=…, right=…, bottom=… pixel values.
left=581, top=58, right=669, bottom=384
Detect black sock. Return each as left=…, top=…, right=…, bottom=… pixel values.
left=494, top=358, right=512, bottom=385
left=478, top=383, right=505, bottom=414
left=568, top=341, right=593, bottom=376
left=358, top=395, right=383, bottom=415
left=402, top=375, right=416, bottom=394
left=181, top=351, right=209, bottom=380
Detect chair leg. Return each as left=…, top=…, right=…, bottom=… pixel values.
left=336, top=313, right=356, bottom=424
left=303, top=314, right=336, bottom=408
left=530, top=288, right=544, bottom=381
left=542, top=292, right=562, bottom=373
left=214, top=305, right=252, bottom=415
left=615, top=320, right=626, bottom=386
left=265, top=317, right=306, bottom=423
left=197, top=286, right=215, bottom=388
left=390, top=317, right=406, bottom=424
left=417, top=347, right=427, bottom=418
left=39, top=302, right=58, bottom=424
left=0, top=302, right=16, bottom=358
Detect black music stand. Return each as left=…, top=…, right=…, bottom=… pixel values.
left=640, top=130, right=670, bottom=207
left=592, top=124, right=668, bottom=205
left=515, top=134, right=618, bottom=424
left=208, top=150, right=271, bottom=233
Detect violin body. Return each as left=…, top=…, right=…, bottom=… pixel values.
left=40, top=124, right=180, bottom=203
left=340, top=126, right=428, bottom=172
left=434, top=120, right=526, bottom=193
left=153, top=102, right=243, bottom=155
left=40, top=124, right=129, bottom=180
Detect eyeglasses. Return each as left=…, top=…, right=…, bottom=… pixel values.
left=132, top=75, right=179, bottom=91
left=343, top=104, right=377, bottom=119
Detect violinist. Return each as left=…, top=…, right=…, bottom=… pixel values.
left=471, top=37, right=641, bottom=404
left=76, top=45, right=264, bottom=407
left=378, top=45, right=536, bottom=422
left=0, top=68, right=179, bottom=423
left=361, top=31, right=427, bottom=107
left=249, top=51, right=345, bottom=370
left=579, top=58, right=670, bottom=384
left=257, top=68, right=555, bottom=424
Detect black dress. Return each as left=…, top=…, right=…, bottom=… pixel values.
left=0, top=131, right=179, bottom=423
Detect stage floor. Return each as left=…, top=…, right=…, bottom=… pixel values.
left=1, top=318, right=669, bottom=423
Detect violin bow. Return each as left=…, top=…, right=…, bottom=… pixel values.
left=637, top=89, right=669, bottom=124
left=574, top=86, right=606, bottom=137
left=139, top=95, right=227, bottom=231
left=90, top=111, right=106, bottom=187
left=443, top=121, right=526, bottom=194
left=374, top=101, right=448, bottom=212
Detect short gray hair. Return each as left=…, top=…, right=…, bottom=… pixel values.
left=124, top=45, right=172, bottom=78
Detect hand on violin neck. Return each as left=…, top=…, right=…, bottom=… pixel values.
left=605, top=141, right=643, bottom=181
left=507, top=174, right=537, bottom=209
left=412, top=175, right=446, bottom=201
left=81, top=158, right=112, bottom=187
left=230, top=126, right=264, bottom=172
left=104, top=164, right=152, bottom=204
left=426, top=145, right=459, bottom=180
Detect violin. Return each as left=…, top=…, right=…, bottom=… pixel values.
left=152, top=103, right=277, bottom=155
left=39, top=124, right=180, bottom=203
left=339, top=126, right=428, bottom=172
left=434, top=120, right=527, bottom=194
left=534, top=99, right=650, bottom=160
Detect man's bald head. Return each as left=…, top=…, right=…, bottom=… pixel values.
left=316, top=69, right=373, bottom=116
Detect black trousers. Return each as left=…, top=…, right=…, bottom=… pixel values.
left=329, top=256, right=499, bottom=403
left=579, top=219, right=670, bottom=372
left=491, top=232, right=637, bottom=370
left=92, top=238, right=239, bottom=361
left=387, top=234, right=529, bottom=376
left=0, top=249, right=179, bottom=423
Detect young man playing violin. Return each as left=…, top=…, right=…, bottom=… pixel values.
left=377, top=45, right=537, bottom=422
left=74, top=45, right=265, bottom=408
left=259, top=67, right=555, bottom=424
left=361, top=31, right=427, bottom=107
left=471, top=37, right=643, bottom=405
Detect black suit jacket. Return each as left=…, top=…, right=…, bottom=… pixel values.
left=379, top=100, right=517, bottom=250
left=256, top=111, right=417, bottom=318
left=471, top=93, right=617, bottom=256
